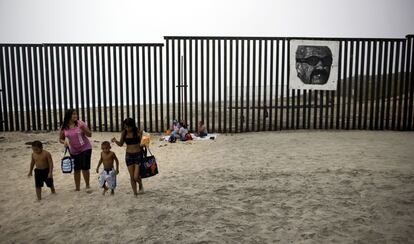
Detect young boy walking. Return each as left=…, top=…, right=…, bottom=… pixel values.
left=96, top=141, right=119, bottom=195
left=28, top=141, right=56, bottom=200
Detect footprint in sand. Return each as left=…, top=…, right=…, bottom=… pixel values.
left=86, top=190, right=93, bottom=194
left=339, top=179, right=352, bottom=185
left=157, top=214, right=168, bottom=221
left=376, top=184, right=396, bottom=190
left=214, top=186, right=229, bottom=195
left=301, top=232, right=316, bottom=239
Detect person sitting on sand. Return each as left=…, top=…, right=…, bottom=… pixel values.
left=96, top=141, right=119, bottom=195
left=179, top=121, right=191, bottom=141
left=196, top=121, right=208, bottom=138
left=168, top=119, right=181, bottom=142
left=171, top=120, right=180, bottom=136
left=171, top=119, right=180, bottom=133
left=27, top=141, right=56, bottom=200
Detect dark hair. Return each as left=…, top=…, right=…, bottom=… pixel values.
left=101, top=141, right=110, bottom=147
left=122, top=118, right=139, bottom=138
left=31, top=140, right=43, bottom=149
left=61, top=109, right=77, bottom=130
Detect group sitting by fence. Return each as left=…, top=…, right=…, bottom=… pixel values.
left=165, top=120, right=208, bottom=143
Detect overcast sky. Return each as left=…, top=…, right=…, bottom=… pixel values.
left=1, top=0, right=413, bottom=43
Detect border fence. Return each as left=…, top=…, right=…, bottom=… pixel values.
left=1, top=35, right=413, bottom=132
left=0, top=43, right=164, bottom=132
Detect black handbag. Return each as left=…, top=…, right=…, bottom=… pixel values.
left=140, top=147, right=159, bottom=178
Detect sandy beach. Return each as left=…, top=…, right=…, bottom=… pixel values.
left=0, top=130, right=413, bottom=243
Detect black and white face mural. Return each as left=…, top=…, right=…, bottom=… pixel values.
left=290, top=40, right=339, bottom=90
left=296, top=45, right=332, bottom=84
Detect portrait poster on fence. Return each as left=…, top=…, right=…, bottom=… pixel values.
left=289, top=39, right=340, bottom=90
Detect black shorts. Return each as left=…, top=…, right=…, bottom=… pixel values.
left=125, top=152, right=143, bottom=166
left=71, top=149, right=92, bottom=171
left=35, top=168, right=54, bottom=188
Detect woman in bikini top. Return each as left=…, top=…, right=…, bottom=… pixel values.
left=111, top=118, right=145, bottom=195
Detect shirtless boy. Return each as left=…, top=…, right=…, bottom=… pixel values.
left=28, top=141, right=56, bottom=200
